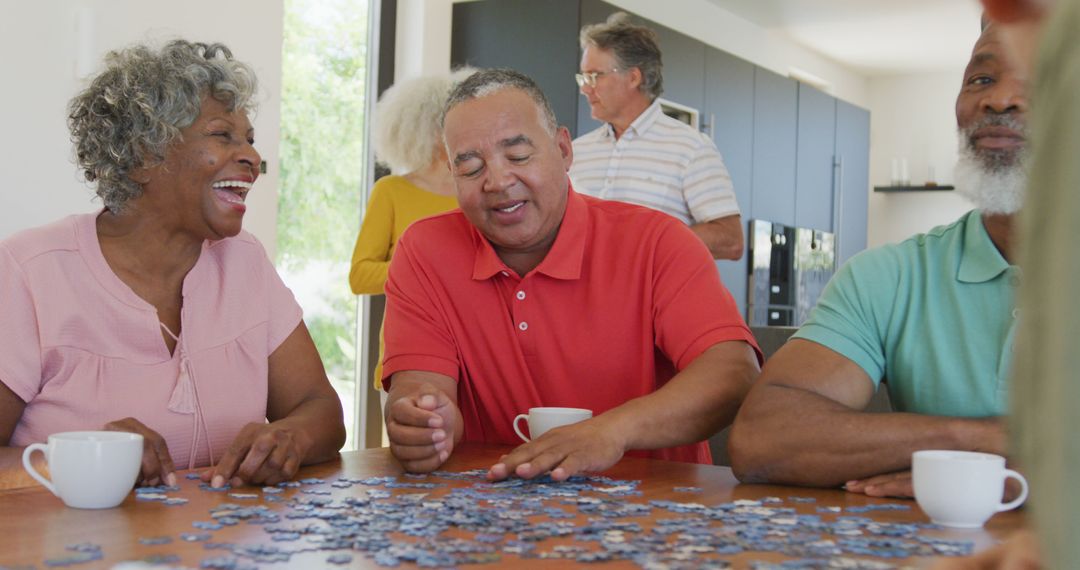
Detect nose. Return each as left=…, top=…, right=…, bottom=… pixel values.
left=482, top=158, right=515, bottom=193
left=238, top=140, right=262, bottom=178
left=980, top=76, right=1028, bottom=116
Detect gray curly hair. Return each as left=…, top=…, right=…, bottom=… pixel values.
left=580, top=12, right=664, bottom=100
left=373, top=68, right=475, bottom=174
left=68, top=39, right=258, bottom=212
left=442, top=68, right=559, bottom=136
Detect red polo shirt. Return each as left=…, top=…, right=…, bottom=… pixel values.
left=384, top=187, right=759, bottom=464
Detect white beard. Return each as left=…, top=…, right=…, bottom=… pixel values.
left=953, top=129, right=1028, bottom=215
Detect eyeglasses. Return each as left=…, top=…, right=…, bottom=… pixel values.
left=575, top=68, right=620, bottom=88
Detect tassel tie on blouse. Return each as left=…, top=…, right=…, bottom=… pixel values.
left=160, top=322, right=215, bottom=470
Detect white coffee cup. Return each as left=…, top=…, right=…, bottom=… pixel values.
left=912, top=450, right=1028, bottom=528
left=513, top=407, right=592, bottom=442
left=22, top=431, right=144, bottom=509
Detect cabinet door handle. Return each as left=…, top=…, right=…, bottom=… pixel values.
left=702, top=113, right=716, bottom=136
left=833, top=155, right=844, bottom=267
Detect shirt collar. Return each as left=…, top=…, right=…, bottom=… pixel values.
left=957, top=209, right=1012, bottom=283
left=602, top=99, right=662, bottom=141
left=470, top=181, right=586, bottom=281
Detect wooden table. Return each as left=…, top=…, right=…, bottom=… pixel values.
left=0, top=444, right=1023, bottom=568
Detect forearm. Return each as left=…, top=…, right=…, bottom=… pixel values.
left=349, top=260, right=389, bottom=295
left=594, top=342, right=757, bottom=452
left=0, top=382, right=32, bottom=489
left=689, top=215, right=744, bottom=260
left=349, top=194, right=393, bottom=295
left=731, top=384, right=1007, bottom=486
left=270, top=394, right=346, bottom=465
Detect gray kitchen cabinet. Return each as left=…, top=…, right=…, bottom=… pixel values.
left=451, top=0, right=582, bottom=134
left=751, top=68, right=798, bottom=227
left=651, top=26, right=705, bottom=115
left=703, top=47, right=755, bottom=318
left=834, top=100, right=871, bottom=266
left=795, top=83, right=837, bottom=232
left=704, top=48, right=754, bottom=226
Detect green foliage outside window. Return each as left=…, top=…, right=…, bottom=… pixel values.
left=278, top=0, right=371, bottom=449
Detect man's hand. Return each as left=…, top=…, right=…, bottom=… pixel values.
left=103, top=417, right=176, bottom=487
left=201, top=421, right=314, bottom=488
left=846, top=466, right=1025, bottom=502
left=386, top=379, right=461, bottom=473
left=486, top=417, right=627, bottom=482
left=483, top=341, right=756, bottom=482
left=844, top=470, right=913, bottom=498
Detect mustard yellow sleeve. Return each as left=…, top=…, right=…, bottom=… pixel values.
left=349, top=179, right=395, bottom=294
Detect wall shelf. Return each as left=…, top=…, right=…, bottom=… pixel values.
left=874, top=185, right=954, bottom=192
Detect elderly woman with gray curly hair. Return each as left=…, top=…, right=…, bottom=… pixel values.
left=0, top=40, right=345, bottom=490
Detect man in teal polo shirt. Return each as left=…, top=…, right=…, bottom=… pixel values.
left=728, top=20, right=1029, bottom=498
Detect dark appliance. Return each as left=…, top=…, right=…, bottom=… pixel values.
left=747, top=220, right=835, bottom=327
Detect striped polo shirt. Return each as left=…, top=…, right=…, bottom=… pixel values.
left=570, top=100, right=740, bottom=225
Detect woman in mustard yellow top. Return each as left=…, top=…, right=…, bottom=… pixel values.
left=350, top=69, right=474, bottom=387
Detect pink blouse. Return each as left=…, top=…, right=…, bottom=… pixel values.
left=0, top=213, right=302, bottom=469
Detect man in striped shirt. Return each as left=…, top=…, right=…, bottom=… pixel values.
left=570, top=12, right=743, bottom=260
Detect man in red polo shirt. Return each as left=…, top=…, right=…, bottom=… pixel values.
left=382, top=68, right=761, bottom=482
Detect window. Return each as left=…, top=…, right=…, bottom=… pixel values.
left=278, top=0, right=374, bottom=450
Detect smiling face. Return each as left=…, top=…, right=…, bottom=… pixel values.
left=952, top=25, right=1031, bottom=215
left=956, top=25, right=1029, bottom=170
left=442, top=88, right=573, bottom=275
left=140, top=96, right=261, bottom=240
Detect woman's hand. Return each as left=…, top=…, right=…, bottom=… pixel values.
left=201, top=321, right=345, bottom=488
left=103, top=417, right=176, bottom=487
left=201, top=421, right=313, bottom=488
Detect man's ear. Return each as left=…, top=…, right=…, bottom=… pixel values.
left=555, top=126, right=573, bottom=170
left=628, top=67, right=643, bottom=91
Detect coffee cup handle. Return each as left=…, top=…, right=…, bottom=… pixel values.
left=512, top=414, right=530, bottom=442
left=22, top=444, right=59, bottom=497
left=998, top=469, right=1029, bottom=512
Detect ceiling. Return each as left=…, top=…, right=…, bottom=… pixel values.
left=705, top=0, right=984, bottom=76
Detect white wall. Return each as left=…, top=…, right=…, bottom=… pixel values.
left=865, top=71, right=976, bottom=247
left=395, top=0, right=453, bottom=80
left=0, top=0, right=284, bottom=256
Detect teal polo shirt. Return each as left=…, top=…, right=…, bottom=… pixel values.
left=794, top=210, right=1017, bottom=417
